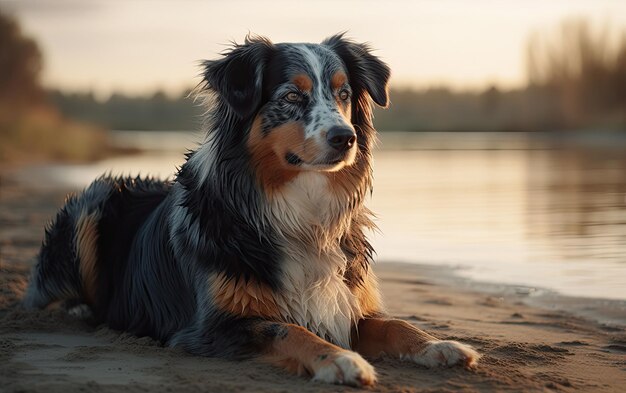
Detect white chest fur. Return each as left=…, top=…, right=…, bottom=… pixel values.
left=274, top=247, right=360, bottom=349
left=267, top=173, right=361, bottom=348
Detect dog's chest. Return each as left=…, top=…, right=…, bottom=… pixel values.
left=268, top=172, right=347, bottom=234
left=268, top=172, right=360, bottom=348
left=274, top=249, right=360, bottom=349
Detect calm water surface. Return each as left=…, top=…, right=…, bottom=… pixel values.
left=18, top=131, right=626, bottom=300
left=371, top=142, right=626, bottom=300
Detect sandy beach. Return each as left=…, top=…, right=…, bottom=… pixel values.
left=1, top=176, right=626, bottom=392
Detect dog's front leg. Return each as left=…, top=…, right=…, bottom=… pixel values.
left=354, top=318, right=479, bottom=368
left=260, top=322, right=377, bottom=387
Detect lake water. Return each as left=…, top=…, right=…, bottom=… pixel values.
left=14, top=131, right=626, bottom=301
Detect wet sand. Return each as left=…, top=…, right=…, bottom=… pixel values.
left=1, top=176, right=625, bottom=392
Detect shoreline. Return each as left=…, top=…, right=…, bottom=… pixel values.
left=380, top=262, right=626, bottom=329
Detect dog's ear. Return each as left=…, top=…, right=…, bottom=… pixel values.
left=323, top=34, right=390, bottom=107
left=201, top=36, right=274, bottom=118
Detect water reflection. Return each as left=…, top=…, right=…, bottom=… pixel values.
left=526, top=149, right=626, bottom=261
left=370, top=134, right=626, bottom=300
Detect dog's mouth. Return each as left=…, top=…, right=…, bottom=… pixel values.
left=285, top=153, right=304, bottom=166
left=285, top=152, right=346, bottom=171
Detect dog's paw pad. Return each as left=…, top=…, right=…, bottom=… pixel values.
left=408, top=340, right=480, bottom=368
left=313, top=350, right=377, bottom=387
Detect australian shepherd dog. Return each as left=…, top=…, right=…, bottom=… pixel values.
left=23, top=34, right=479, bottom=386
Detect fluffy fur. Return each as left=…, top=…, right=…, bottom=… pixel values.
left=23, top=34, right=479, bottom=386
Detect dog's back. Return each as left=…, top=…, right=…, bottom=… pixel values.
left=22, top=176, right=192, bottom=340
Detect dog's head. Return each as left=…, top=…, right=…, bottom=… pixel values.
left=201, top=34, right=389, bottom=190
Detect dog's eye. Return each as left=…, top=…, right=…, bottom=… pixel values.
left=284, top=92, right=303, bottom=103
left=339, top=89, right=350, bottom=101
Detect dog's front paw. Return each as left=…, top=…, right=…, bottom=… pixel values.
left=406, top=340, right=480, bottom=368
left=312, top=350, right=377, bottom=387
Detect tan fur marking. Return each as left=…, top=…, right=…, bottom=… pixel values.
left=75, top=211, right=100, bottom=304
left=248, top=116, right=300, bottom=194
left=352, top=273, right=383, bottom=318
left=354, top=319, right=436, bottom=358
left=211, top=273, right=280, bottom=318
left=265, top=324, right=350, bottom=375
left=331, top=72, right=352, bottom=118
left=272, top=357, right=310, bottom=376
left=331, top=72, right=347, bottom=90
left=248, top=115, right=323, bottom=196
left=340, top=100, right=352, bottom=119
left=354, top=318, right=480, bottom=368
left=292, top=74, right=313, bottom=92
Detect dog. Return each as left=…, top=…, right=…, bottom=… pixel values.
left=23, top=34, right=479, bottom=387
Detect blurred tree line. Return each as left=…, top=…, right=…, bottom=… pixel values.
left=48, top=18, right=626, bottom=133
left=49, top=18, right=626, bottom=132
left=47, top=89, right=202, bottom=131
left=373, top=86, right=556, bottom=131
left=375, top=19, right=626, bottom=132
left=0, top=10, right=117, bottom=163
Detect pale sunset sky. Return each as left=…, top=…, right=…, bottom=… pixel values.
left=2, top=0, right=626, bottom=98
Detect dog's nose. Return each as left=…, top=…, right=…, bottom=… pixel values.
left=326, top=126, right=356, bottom=151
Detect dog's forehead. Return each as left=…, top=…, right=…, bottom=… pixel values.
left=275, top=43, right=346, bottom=83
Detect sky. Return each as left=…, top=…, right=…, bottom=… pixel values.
left=2, top=0, right=626, bottom=98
